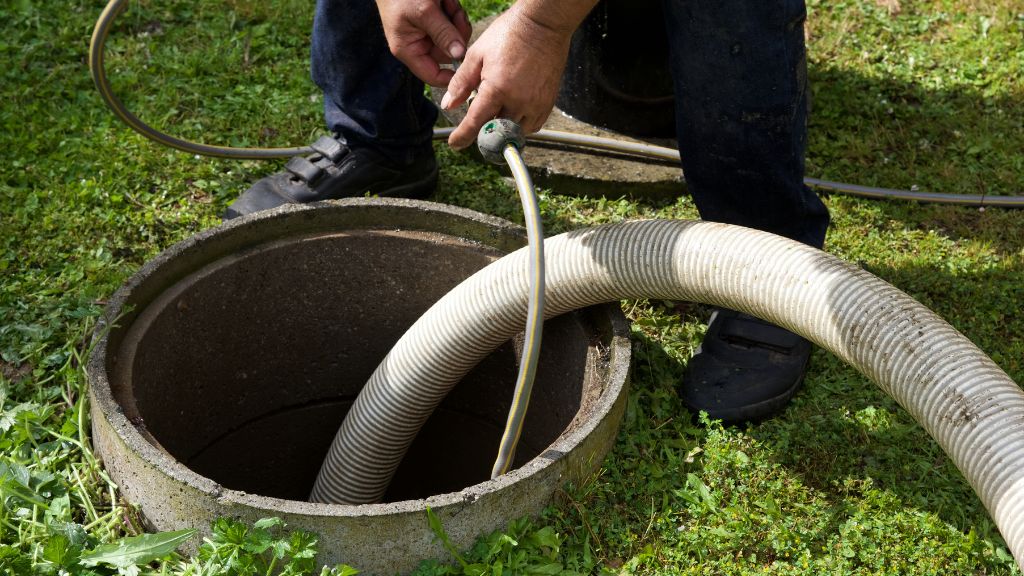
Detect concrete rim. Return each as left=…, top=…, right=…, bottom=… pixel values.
left=88, top=198, right=631, bottom=519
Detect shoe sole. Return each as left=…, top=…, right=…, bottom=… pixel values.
left=697, top=375, right=804, bottom=425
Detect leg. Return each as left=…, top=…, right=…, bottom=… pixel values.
left=312, top=0, right=437, bottom=165
left=663, top=0, right=828, bottom=422
left=225, top=0, right=438, bottom=219
left=662, top=0, right=828, bottom=247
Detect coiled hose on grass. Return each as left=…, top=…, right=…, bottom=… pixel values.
left=310, top=219, right=1024, bottom=569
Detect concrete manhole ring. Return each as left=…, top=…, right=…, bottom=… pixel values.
left=88, top=198, right=631, bottom=575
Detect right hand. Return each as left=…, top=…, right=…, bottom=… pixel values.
left=375, top=0, right=473, bottom=87
left=440, top=5, right=576, bottom=149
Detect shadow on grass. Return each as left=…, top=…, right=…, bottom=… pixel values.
left=806, top=66, right=1023, bottom=200
left=501, top=56, right=1024, bottom=210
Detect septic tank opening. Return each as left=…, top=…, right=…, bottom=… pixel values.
left=109, top=228, right=598, bottom=502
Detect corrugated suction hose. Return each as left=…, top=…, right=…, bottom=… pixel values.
left=310, top=219, right=1024, bottom=569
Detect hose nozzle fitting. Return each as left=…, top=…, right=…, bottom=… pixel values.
left=477, top=119, right=526, bottom=165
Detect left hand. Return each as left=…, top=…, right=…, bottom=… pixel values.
left=440, top=4, right=574, bottom=149
left=375, top=0, right=473, bottom=87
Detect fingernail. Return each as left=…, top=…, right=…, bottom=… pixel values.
left=440, top=92, right=453, bottom=109
left=448, top=42, right=465, bottom=60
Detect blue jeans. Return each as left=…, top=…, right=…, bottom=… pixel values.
left=311, top=0, right=829, bottom=248
left=311, top=0, right=437, bottom=165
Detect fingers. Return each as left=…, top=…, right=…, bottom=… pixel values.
left=434, top=4, right=563, bottom=150
left=429, top=44, right=449, bottom=65
left=504, top=107, right=552, bottom=134
left=523, top=110, right=551, bottom=135
left=448, top=84, right=503, bottom=149
left=440, top=50, right=549, bottom=149
left=403, top=51, right=455, bottom=87
left=441, top=53, right=482, bottom=109
left=498, top=107, right=525, bottom=127
left=442, top=0, right=472, bottom=43
left=445, top=96, right=550, bottom=150
left=420, top=1, right=467, bottom=60
left=377, top=0, right=472, bottom=86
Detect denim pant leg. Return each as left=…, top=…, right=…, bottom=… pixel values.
left=311, top=0, right=437, bottom=165
left=661, top=0, right=829, bottom=248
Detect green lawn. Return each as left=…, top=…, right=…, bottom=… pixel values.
left=2, top=0, right=1023, bottom=574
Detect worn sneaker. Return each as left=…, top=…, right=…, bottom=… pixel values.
left=224, top=135, right=437, bottom=219
left=679, top=308, right=812, bottom=424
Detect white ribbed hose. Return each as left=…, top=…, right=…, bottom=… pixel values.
left=309, top=219, right=1024, bottom=569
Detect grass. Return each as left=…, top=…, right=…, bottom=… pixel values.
left=1, top=0, right=1023, bottom=574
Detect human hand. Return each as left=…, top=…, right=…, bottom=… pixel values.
left=375, top=0, right=472, bottom=86
left=439, top=5, right=575, bottom=149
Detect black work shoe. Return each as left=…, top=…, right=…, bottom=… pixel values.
left=679, top=308, right=811, bottom=425
left=224, top=135, right=437, bottom=220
